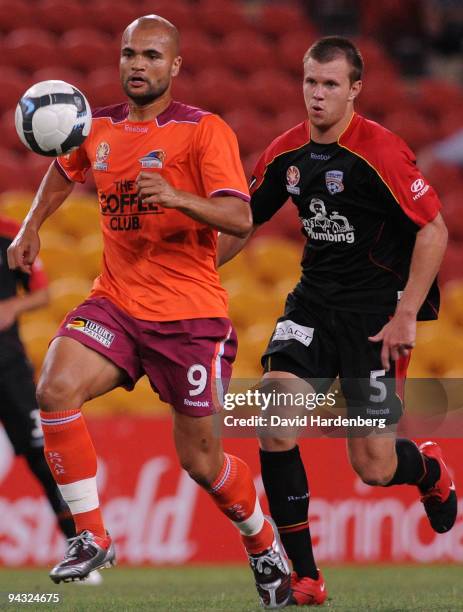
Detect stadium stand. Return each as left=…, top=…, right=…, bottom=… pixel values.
left=1, top=0, right=463, bottom=411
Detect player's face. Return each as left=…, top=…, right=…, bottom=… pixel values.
left=303, top=57, right=361, bottom=131
left=120, top=26, right=181, bottom=106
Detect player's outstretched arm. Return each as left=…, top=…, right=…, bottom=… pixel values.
left=7, top=163, right=74, bottom=273
left=136, top=172, right=252, bottom=237
left=217, top=226, right=257, bottom=266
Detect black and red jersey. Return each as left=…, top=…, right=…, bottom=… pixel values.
left=250, top=113, right=441, bottom=320
left=0, top=216, right=48, bottom=362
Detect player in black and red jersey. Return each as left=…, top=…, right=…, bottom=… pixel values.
left=219, top=36, right=454, bottom=605
left=0, top=216, right=80, bottom=538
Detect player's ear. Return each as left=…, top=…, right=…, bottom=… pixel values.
left=348, top=79, right=362, bottom=101
left=171, top=56, right=182, bottom=78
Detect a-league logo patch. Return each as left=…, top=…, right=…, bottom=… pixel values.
left=325, top=170, right=344, bottom=194
left=286, top=165, right=301, bottom=195
left=66, top=317, right=115, bottom=348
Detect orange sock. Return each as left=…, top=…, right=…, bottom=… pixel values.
left=209, top=454, right=274, bottom=553
left=40, top=409, right=106, bottom=539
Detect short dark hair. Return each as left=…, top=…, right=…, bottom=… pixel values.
left=304, top=36, right=363, bottom=83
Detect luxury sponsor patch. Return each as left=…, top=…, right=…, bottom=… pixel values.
left=273, top=320, right=314, bottom=347
left=66, top=317, right=115, bottom=348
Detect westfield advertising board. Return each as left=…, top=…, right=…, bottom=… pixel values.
left=0, top=417, right=461, bottom=565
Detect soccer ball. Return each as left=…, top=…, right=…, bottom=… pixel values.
left=15, top=80, right=92, bottom=157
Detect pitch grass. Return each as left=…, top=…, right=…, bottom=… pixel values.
left=0, top=565, right=462, bottom=611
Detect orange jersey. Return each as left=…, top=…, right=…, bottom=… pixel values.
left=55, top=101, right=249, bottom=321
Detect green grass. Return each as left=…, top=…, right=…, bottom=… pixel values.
left=0, top=565, right=462, bottom=611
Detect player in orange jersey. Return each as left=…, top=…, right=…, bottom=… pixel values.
left=8, top=16, right=291, bottom=608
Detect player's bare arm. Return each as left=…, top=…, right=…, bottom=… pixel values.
left=369, top=212, right=448, bottom=369
left=217, top=226, right=257, bottom=266
left=136, top=171, right=252, bottom=237
left=7, top=164, right=74, bottom=273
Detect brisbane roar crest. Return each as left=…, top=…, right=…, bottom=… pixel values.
left=93, top=141, right=110, bottom=171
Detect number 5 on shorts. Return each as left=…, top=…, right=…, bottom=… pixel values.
left=187, top=364, right=208, bottom=396
left=369, top=369, right=387, bottom=403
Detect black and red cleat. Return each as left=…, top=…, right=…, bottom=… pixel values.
left=419, top=441, right=457, bottom=534
left=289, top=571, right=327, bottom=606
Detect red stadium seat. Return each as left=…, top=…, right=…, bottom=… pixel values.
left=60, top=29, right=114, bottom=71
left=179, top=30, right=220, bottom=74
left=0, top=110, right=24, bottom=153
left=222, top=32, right=275, bottom=75
left=358, top=75, right=408, bottom=121
left=417, top=79, right=463, bottom=120
left=138, top=0, right=193, bottom=30
left=354, top=38, right=396, bottom=73
left=246, top=69, right=300, bottom=114
left=33, top=67, right=86, bottom=93
left=425, top=162, right=463, bottom=196
left=274, top=109, right=307, bottom=135
left=0, top=0, right=34, bottom=32
left=197, top=4, right=248, bottom=37
left=87, top=1, right=142, bottom=35
left=438, top=111, right=463, bottom=139
left=383, top=110, right=436, bottom=151
left=259, top=4, right=313, bottom=38
left=276, top=31, right=314, bottom=76
left=85, top=68, right=124, bottom=108
left=442, top=192, right=463, bottom=241
left=36, top=0, right=88, bottom=33
left=171, top=73, right=203, bottom=108
left=25, top=153, right=54, bottom=192
left=0, top=149, right=32, bottom=192
left=3, top=28, right=58, bottom=72
left=194, top=68, right=246, bottom=114
left=223, top=109, right=275, bottom=157
left=0, top=67, right=32, bottom=113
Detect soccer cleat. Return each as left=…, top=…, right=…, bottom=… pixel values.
left=247, top=519, right=291, bottom=609
left=289, top=571, right=327, bottom=606
left=50, top=531, right=115, bottom=584
left=419, top=441, right=457, bottom=534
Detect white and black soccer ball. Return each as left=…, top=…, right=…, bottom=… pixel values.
left=15, top=80, right=92, bottom=157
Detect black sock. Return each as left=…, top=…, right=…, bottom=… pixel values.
left=260, top=446, right=318, bottom=580
left=24, top=447, right=76, bottom=539
left=385, top=439, right=440, bottom=489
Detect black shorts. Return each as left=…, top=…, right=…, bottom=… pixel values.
left=0, top=354, right=44, bottom=455
left=262, top=294, right=409, bottom=425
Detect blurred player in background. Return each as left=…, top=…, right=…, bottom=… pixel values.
left=219, top=36, right=453, bottom=606
left=8, top=15, right=291, bottom=608
left=0, top=215, right=85, bottom=564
